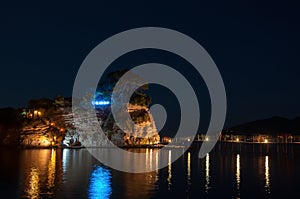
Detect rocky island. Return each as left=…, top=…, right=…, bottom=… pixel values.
left=0, top=70, right=160, bottom=148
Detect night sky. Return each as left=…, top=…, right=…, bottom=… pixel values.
left=0, top=1, right=299, bottom=127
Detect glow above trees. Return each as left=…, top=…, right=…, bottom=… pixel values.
left=92, top=100, right=110, bottom=106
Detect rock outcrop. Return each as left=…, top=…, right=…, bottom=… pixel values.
left=70, top=104, right=160, bottom=147
left=18, top=109, right=66, bottom=147
left=1, top=84, right=160, bottom=147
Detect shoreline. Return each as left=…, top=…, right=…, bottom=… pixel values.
left=1, top=141, right=300, bottom=150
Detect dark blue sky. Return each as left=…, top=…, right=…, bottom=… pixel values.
left=0, top=0, right=299, bottom=127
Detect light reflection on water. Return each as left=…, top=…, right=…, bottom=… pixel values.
left=47, top=149, right=56, bottom=191
left=167, top=150, right=172, bottom=190
left=155, top=150, right=159, bottom=171
left=22, top=149, right=57, bottom=198
left=205, top=153, right=210, bottom=193
left=62, top=148, right=68, bottom=174
left=3, top=143, right=298, bottom=198
left=88, top=166, right=112, bottom=199
left=187, top=152, right=191, bottom=184
left=25, top=167, right=40, bottom=199
left=149, top=149, right=153, bottom=171
left=236, top=154, right=241, bottom=198
left=265, top=155, right=270, bottom=193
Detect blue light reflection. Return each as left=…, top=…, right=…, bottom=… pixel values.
left=88, top=166, right=112, bottom=199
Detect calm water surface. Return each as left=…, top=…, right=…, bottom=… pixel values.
left=0, top=143, right=300, bottom=198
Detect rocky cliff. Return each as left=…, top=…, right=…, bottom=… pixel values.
left=105, top=104, right=160, bottom=147
left=69, top=104, right=160, bottom=147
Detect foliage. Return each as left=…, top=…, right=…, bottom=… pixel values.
left=97, top=70, right=151, bottom=107
left=29, top=98, right=54, bottom=109
left=129, top=109, right=151, bottom=124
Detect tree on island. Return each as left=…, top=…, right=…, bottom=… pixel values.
left=97, top=70, right=151, bottom=107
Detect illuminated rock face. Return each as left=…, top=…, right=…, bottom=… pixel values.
left=15, top=103, right=160, bottom=147
left=110, top=104, right=160, bottom=146
left=18, top=109, right=66, bottom=148
left=110, top=127, right=160, bottom=147
left=108, top=106, right=160, bottom=146
left=18, top=104, right=160, bottom=148
left=62, top=129, right=81, bottom=147
left=19, top=123, right=62, bottom=147
left=73, top=104, right=160, bottom=147
left=2, top=105, right=159, bottom=148
left=20, top=134, right=52, bottom=147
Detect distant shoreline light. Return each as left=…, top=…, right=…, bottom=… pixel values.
left=92, top=100, right=110, bottom=106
